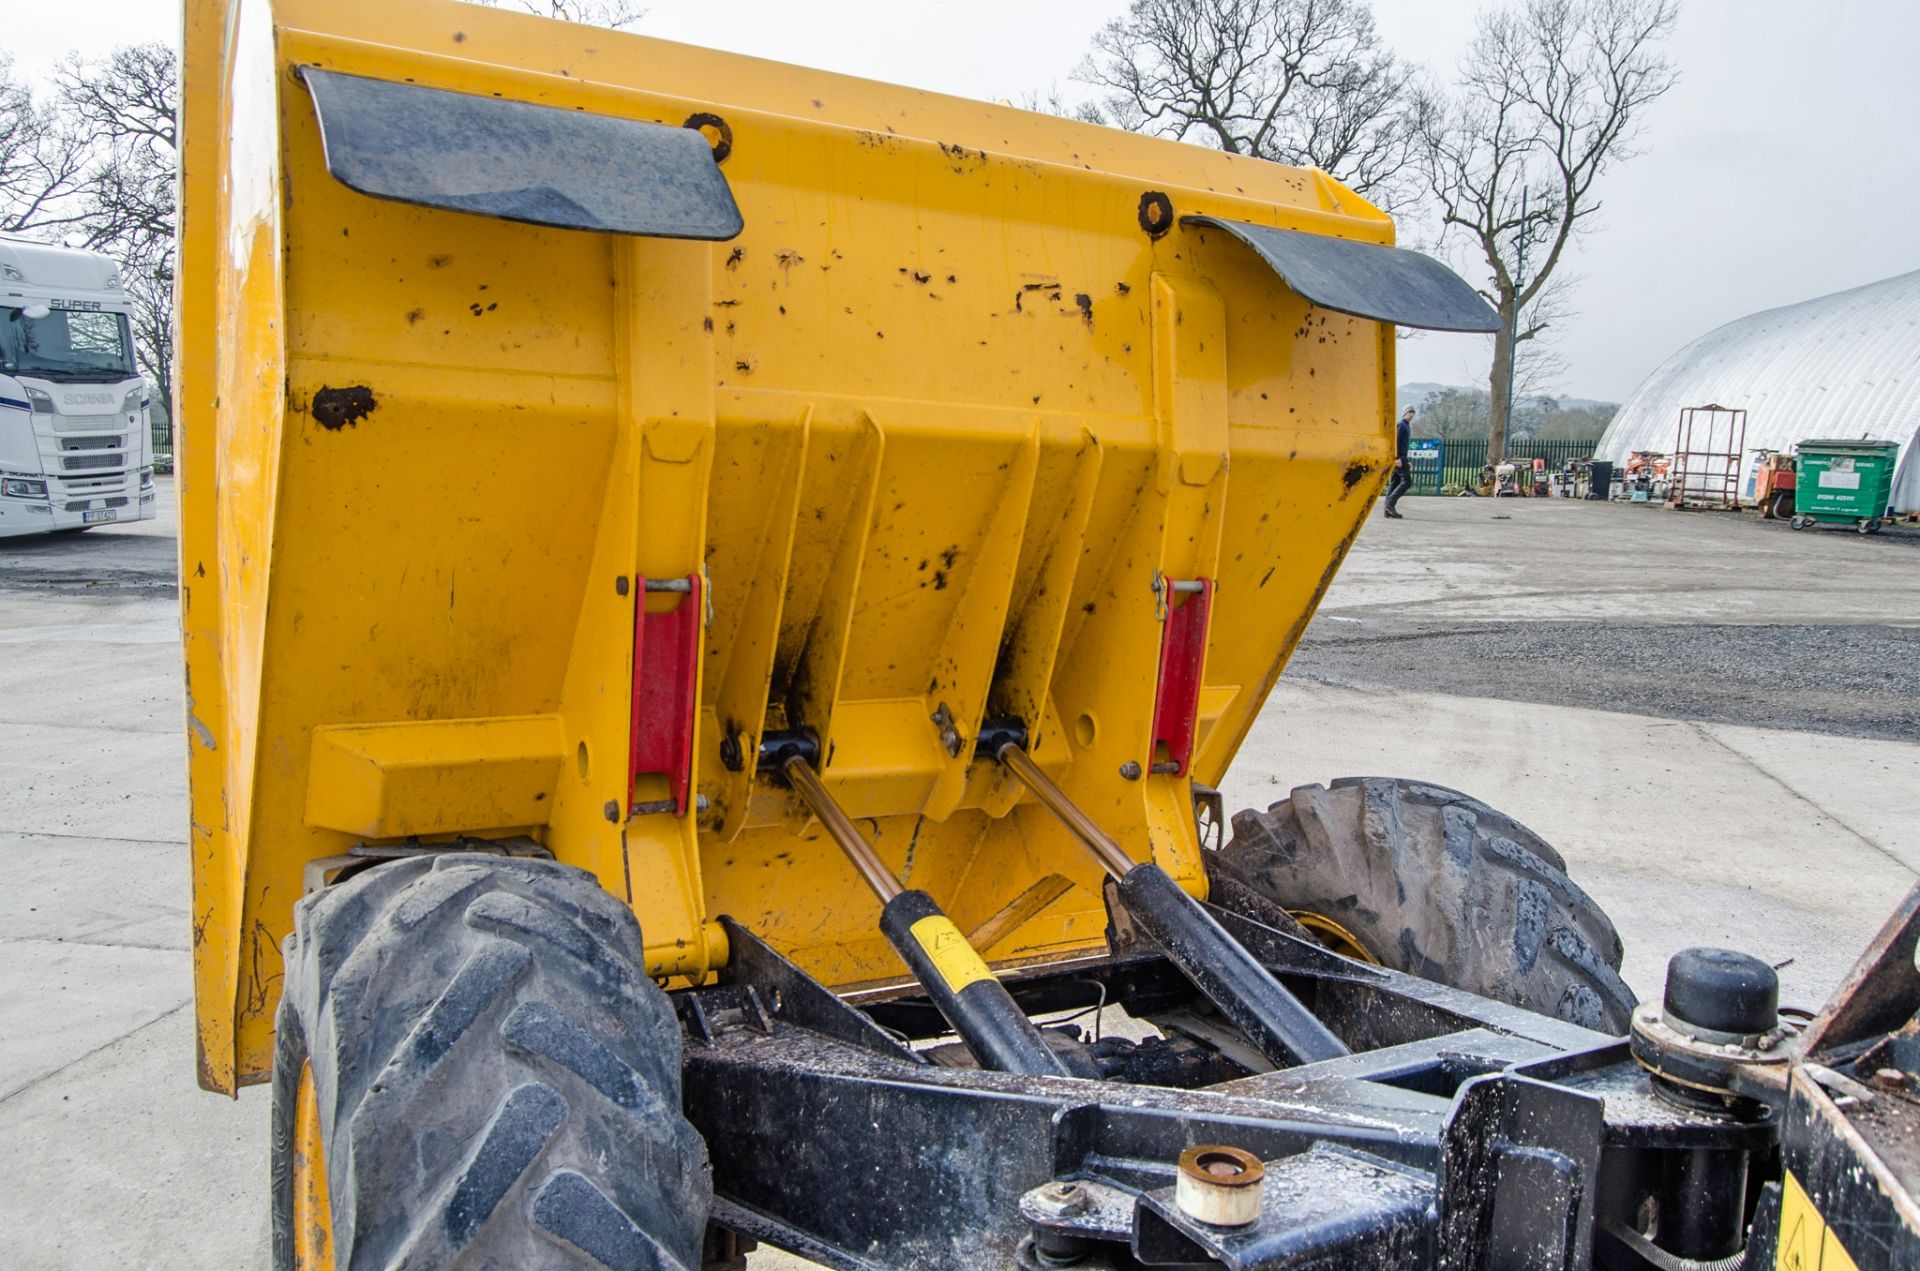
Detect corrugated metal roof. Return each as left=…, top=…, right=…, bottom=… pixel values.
left=1597, top=269, right=1920, bottom=512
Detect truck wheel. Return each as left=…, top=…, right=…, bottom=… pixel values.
left=1209, top=778, right=1636, bottom=1034
left=270, top=854, right=710, bottom=1270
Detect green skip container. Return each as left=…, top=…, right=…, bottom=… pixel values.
left=1791, top=439, right=1901, bottom=534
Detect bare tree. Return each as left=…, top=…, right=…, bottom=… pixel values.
left=56, top=45, right=179, bottom=419
left=0, top=56, right=89, bottom=236
left=1077, top=0, right=1420, bottom=214
left=1415, top=0, right=1677, bottom=466
left=58, top=46, right=176, bottom=257
left=1418, top=386, right=1491, bottom=441
left=1017, top=87, right=1105, bottom=126
left=461, top=0, right=646, bottom=28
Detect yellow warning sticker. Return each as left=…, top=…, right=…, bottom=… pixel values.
left=910, top=915, right=995, bottom=995
left=1778, top=1170, right=1861, bottom=1271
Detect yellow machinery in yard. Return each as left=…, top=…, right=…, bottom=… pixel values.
left=179, top=2, right=1920, bottom=1267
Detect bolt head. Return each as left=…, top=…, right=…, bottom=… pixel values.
left=1031, top=1180, right=1090, bottom=1219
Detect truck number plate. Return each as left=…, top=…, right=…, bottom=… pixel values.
left=82, top=509, right=117, bottom=524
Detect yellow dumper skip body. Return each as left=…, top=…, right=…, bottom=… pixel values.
left=182, top=0, right=1408, bottom=1093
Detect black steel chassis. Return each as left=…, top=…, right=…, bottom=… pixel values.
left=669, top=895, right=1813, bottom=1271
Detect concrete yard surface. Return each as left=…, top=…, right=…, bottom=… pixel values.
left=0, top=486, right=1914, bottom=1269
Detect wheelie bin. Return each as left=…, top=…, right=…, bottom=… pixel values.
left=1790, top=438, right=1900, bottom=533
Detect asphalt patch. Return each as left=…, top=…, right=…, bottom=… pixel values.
left=1289, top=618, right=1920, bottom=743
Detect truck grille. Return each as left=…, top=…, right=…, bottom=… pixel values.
left=61, top=434, right=126, bottom=451
left=53, top=413, right=126, bottom=434
left=57, top=473, right=128, bottom=493
left=62, top=453, right=121, bottom=472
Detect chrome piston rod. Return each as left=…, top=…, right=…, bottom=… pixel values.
left=784, top=755, right=1075, bottom=1078
left=993, top=742, right=1348, bottom=1066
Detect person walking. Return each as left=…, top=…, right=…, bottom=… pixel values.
left=1384, top=407, right=1415, bottom=518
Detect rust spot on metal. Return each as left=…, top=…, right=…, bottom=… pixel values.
left=1138, top=191, right=1174, bottom=237
left=1014, top=281, right=1061, bottom=313
left=1341, top=460, right=1373, bottom=492
left=1074, top=293, right=1093, bottom=326
left=405, top=308, right=423, bottom=324
left=683, top=111, right=733, bottom=162
left=725, top=247, right=744, bottom=269
left=311, top=385, right=375, bottom=431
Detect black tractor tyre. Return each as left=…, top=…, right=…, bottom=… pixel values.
left=1210, top=777, right=1637, bottom=1034
left=270, top=853, right=710, bottom=1270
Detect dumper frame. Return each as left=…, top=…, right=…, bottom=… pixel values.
left=674, top=882, right=1920, bottom=1269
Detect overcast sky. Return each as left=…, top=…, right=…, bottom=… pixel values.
left=12, top=0, right=1917, bottom=402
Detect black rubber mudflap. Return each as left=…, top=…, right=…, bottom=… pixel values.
left=1212, top=777, right=1637, bottom=1033
left=270, top=855, right=709, bottom=1269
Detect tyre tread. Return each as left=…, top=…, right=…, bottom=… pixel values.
left=1213, top=777, right=1636, bottom=1033
left=269, top=855, right=709, bottom=1270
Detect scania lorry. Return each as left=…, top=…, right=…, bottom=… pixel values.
left=0, top=232, right=156, bottom=536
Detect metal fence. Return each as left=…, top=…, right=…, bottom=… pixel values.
left=1408, top=437, right=1603, bottom=494
left=152, top=421, right=174, bottom=474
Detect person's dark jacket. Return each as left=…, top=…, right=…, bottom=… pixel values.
left=1395, top=416, right=1411, bottom=465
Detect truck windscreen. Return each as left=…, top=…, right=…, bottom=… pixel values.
left=1, top=306, right=137, bottom=381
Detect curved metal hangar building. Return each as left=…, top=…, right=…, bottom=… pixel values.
left=1597, top=269, right=1920, bottom=513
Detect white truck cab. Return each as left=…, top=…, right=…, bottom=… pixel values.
left=0, top=233, right=156, bottom=536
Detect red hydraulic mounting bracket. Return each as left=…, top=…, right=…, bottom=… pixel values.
left=1149, top=573, right=1213, bottom=778
left=629, top=572, right=704, bottom=818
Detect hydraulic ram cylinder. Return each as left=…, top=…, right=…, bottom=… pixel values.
left=784, top=756, right=1075, bottom=1078
left=995, top=743, right=1348, bottom=1066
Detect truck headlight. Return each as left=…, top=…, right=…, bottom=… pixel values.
left=122, top=387, right=144, bottom=416
left=23, top=386, right=53, bottom=414
left=140, top=467, right=154, bottom=490
left=1, top=264, right=23, bottom=282
left=2, top=477, right=49, bottom=498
